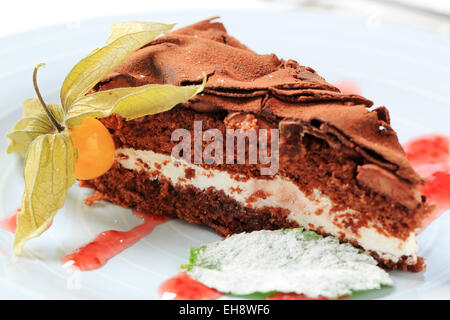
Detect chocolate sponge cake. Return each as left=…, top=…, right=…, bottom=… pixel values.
left=81, top=17, right=432, bottom=272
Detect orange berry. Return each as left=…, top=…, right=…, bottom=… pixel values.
left=71, top=118, right=115, bottom=180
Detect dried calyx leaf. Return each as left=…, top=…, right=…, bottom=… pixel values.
left=23, top=98, right=64, bottom=120
left=7, top=21, right=205, bottom=254
left=7, top=109, right=58, bottom=156
left=14, top=131, right=76, bottom=254
left=106, top=21, right=175, bottom=44
left=60, top=22, right=174, bottom=110
left=66, top=78, right=206, bottom=127
left=7, top=85, right=65, bottom=156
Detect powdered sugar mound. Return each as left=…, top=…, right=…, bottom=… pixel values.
left=186, top=229, right=393, bottom=298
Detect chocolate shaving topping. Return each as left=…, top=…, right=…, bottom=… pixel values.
left=95, top=17, right=424, bottom=198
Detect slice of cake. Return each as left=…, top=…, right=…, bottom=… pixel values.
left=81, top=17, right=432, bottom=272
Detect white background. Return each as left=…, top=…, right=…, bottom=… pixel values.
left=0, top=0, right=280, bottom=36
left=0, top=0, right=449, bottom=37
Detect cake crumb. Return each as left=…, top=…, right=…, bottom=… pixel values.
left=84, top=191, right=105, bottom=206
left=246, top=190, right=270, bottom=205
left=185, top=168, right=196, bottom=179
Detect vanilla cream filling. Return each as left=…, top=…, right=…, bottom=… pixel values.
left=116, top=148, right=418, bottom=264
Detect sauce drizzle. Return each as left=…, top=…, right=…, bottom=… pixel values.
left=158, top=273, right=223, bottom=300
left=62, top=211, right=169, bottom=271
left=0, top=208, right=20, bottom=233
left=333, top=80, right=361, bottom=95
left=403, top=134, right=450, bottom=227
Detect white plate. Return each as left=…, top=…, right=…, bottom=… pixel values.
left=0, top=10, right=449, bottom=300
